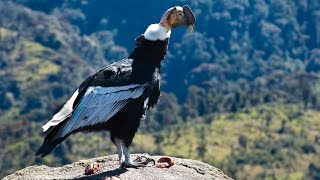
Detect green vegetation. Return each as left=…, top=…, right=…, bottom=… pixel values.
left=10, top=40, right=60, bottom=89
left=1, top=0, right=320, bottom=179
left=3, top=104, right=316, bottom=179
left=0, top=27, right=17, bottom=39
left=153, top=104, right=320, bottom=179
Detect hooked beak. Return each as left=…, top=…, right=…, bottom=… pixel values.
left=183, top=5, right=196, bottom=31
left=159, top=5, right=196, bottom=32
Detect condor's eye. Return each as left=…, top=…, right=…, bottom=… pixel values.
left=178, top=12, right=183, bottom=16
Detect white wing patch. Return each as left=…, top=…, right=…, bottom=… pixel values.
left=42, top=89, right=79, bottom=132
left=54, top=84, right=145, bottom=139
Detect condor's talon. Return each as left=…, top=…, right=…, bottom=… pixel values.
left=134, top=156, right=156, bottom=166
left=145, top=158, right=156, bottom=166
left=121, top=156, right=155, bottom=168
left=121, top=161, right=145, bottom=169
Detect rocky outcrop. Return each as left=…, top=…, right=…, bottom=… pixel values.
left=4, top=154, right=232, bottom=180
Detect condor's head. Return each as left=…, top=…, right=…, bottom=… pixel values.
left=131, top=5, right=196, bottom=63
left=160, top=5, right=196, bottom=32
left=143, top=5, right=196, bottom=41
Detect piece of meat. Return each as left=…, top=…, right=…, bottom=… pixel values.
left=155, top=157, right=175, bottom=168
left=84, top=162, right=100, bottom=175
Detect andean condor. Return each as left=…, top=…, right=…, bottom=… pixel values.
left=36, top=5, right=195, bottom=168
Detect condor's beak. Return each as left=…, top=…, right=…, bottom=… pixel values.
left=159, top=5, right=196, bottom=32
left=183, top=5, right=196, bottom=31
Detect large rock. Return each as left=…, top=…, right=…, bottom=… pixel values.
left=4, top=154, right=232, bottom=180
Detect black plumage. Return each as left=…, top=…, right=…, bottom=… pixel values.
left=36, top=35, right=168, bottom=159
left=36, top=5, right=195, bottom=167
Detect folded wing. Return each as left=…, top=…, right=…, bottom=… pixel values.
left=53, top=84, right=146, bottom=139
left=42, top=90, right=79, bottom=132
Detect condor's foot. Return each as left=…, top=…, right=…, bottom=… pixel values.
left=121, top=161, right=145, bottom=168
left=121, top=156, right=155, bottom=168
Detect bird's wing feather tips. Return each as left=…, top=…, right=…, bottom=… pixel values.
left=144, top=24, right=171, bottom=41
left=42, top=89, right=79, bottom=132
left=54, top=84, right=146, bottom=138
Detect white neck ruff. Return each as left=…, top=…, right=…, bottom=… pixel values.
left=144, top=24, right=171, bottom=41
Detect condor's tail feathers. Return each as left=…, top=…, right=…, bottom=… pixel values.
left=36, top=122, right=70, bottom=158
left=35, top=135, right=67, bottom=158
left=36, top=139, right=57, bottom=157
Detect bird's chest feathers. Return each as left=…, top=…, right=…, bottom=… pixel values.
left=118, top=62, right=159, bottom=84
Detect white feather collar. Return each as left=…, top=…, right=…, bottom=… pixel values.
left=144, top=24, right=171, bottom=41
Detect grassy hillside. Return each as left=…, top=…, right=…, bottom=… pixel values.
left=4, top=103, right=318, bottom=179
left=1, top=0, right=320, bottom=179
left=154, top=104, right=320, bottom=179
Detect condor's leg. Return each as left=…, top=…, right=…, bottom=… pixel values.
left=118, top=102, right=153, bottom=168
left=114, top=137, right=124, bottom=165
left=121, top=143, right=153, bottom=168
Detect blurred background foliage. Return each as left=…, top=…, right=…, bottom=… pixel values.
left=0, top=0, right=320, bottom=179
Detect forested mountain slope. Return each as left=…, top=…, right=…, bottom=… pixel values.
left=1, top=0, right=320, bottom=179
